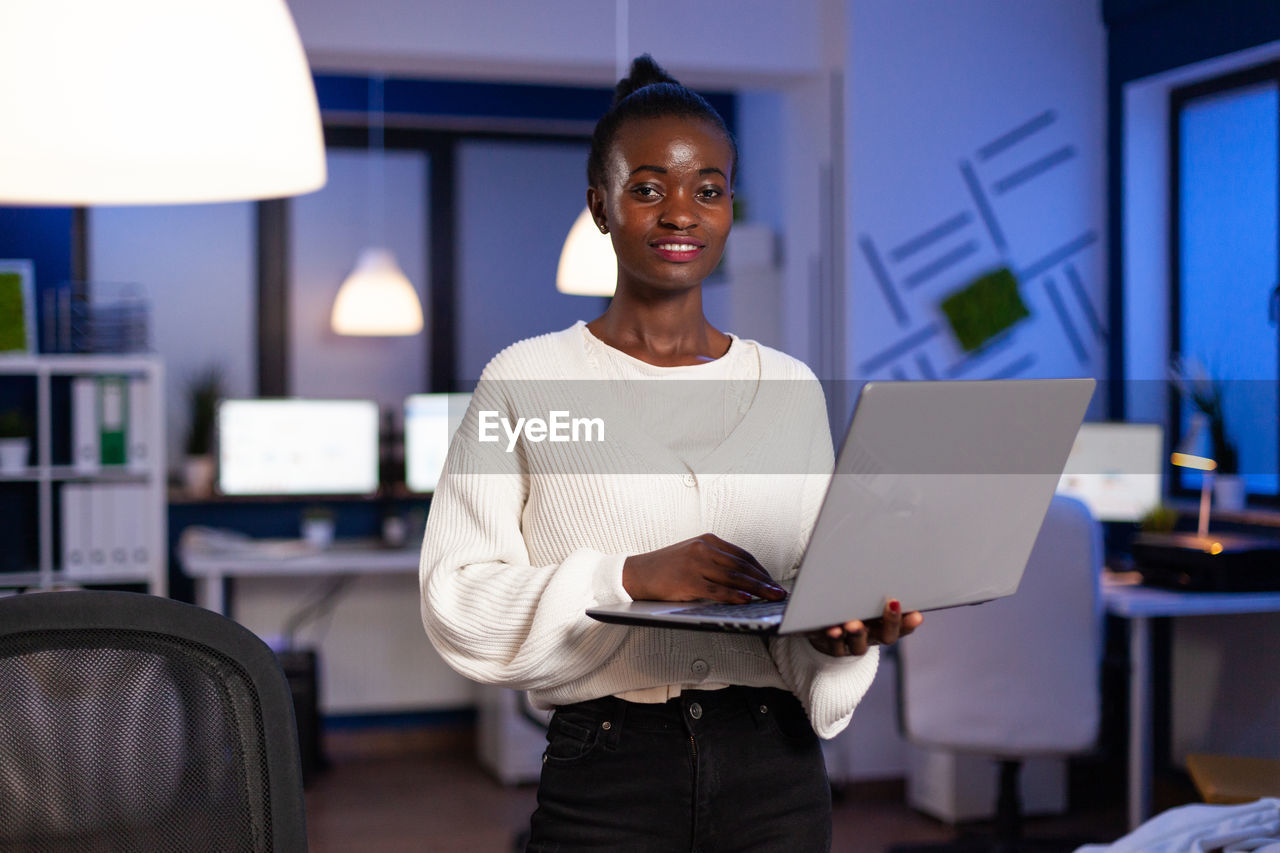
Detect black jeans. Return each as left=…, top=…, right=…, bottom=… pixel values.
left=526, top=686, right=832, bottom=852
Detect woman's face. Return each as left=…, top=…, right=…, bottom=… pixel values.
left=588, top=115, right=734, bottom=296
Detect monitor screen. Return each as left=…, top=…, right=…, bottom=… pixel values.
left=217, top=399, right=380, bottom=496
left=1056, top=422, right=1164, bottom=522
left=404, top=393, right=472, bottom=493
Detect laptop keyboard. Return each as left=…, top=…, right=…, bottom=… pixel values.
left=669, top=600, right=787, bottom=620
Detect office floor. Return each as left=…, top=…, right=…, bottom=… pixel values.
left=303, top=732, right=1138, bottom=852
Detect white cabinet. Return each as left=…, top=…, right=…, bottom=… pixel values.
left=0, top=355, right=166, bottom=595
left=476, top=685, right=549, bottom=785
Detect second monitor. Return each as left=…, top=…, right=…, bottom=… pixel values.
left=404, top=393, right=472, bottom=493
left=217, top=398, right=381, bottom=496
left=1056, top=422, right=1164, bottom=523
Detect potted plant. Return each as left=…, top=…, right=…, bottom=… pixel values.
left=1170, top=356, right=1243, bottom=510
left=0, top=408, right=31, bottom=473
left=183, top=366, right=224, bottom=497
left=1139, top=503, right=1178, bottom=535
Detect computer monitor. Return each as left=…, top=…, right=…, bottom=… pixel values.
left=1056, top=422, right=1164, bottom=522
left=404, top=393, right=472, bottom=493
left=217, top=399, right=380, bottom=496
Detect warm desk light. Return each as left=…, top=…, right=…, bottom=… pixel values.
left=1172, top=413, right=1216, bottom=540
left=0, top=0, right=325, bottom=205
left=1170, top=452, right=1217, bottom=470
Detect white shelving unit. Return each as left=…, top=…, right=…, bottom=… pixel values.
left=0, top=354, right=166, bottom=595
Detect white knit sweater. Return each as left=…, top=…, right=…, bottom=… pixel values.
left=418, top=322, right=879, bottom=738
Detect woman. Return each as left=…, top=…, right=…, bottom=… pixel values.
left=420, top=55, right=923, bottom=851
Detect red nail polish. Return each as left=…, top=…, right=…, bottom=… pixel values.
left=889, top=600, right=901, bottom=613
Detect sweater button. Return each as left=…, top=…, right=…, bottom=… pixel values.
left=690, top=659, right=709, bottom=677
left=682, top=473, right=697, bottom=487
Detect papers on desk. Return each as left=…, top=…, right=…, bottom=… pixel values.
left=178, top=526, right=320, bottom=560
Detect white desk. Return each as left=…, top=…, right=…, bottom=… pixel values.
left=1101, top=578, right=1280, bottom=830
left=180, top=538, right=420, bottom=616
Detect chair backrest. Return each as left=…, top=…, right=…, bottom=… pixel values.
left=899, top=494, right=1103, bottom=757
left=0, top=590, right=307, bottom=852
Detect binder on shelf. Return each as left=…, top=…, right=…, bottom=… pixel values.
left=4, top=357, right=165, bottom=596
left=86, top=484, right=110, bottom=574
left=61, top=484, right=149, bottom=580
left=126, top=375, right=151, bottom=473
left=108, top=484, right=132, bottom=573
left=125, top=483, right=151, bottom=573
left=71, top=377, right=100, bottom=473
left=60, top=484, right=87, bottom=573
left=98, top=376, right=127, bottom=466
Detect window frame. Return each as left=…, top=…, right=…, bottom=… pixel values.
left=1168, top=59, right=1280, bottom=504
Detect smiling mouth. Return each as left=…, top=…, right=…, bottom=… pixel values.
left=650, top=241, right=705, bottom=261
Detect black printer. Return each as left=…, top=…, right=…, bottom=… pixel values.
left=1132, top=531, right=1280, bottom=592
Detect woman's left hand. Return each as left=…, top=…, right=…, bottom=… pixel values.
left=807, top=599, right=923, bottom=657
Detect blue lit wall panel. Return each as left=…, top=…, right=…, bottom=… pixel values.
left=1178, top=82, right=1278, bottom=494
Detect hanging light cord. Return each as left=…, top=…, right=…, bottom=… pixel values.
left=615, top=0, right=629, bottom=81
left=368, top=74, right=387, bottom=248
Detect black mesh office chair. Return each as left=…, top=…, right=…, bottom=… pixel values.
left=0, top=589, right=308, bottom=852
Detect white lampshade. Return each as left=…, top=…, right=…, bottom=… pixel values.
left=0, top=0, right=326, bottom=205
left=331, top=248, right=424, bottom=336
left=556, top=206, right=617, bottom=296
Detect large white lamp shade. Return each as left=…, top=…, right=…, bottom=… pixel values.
left=556, top=206, right=617, bottom=296
left=0, top=0, right=326, bottom=205
left=331, top=248, right=424, bottom=336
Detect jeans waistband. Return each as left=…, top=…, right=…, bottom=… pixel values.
left=554, top=685, right=798, bottom=735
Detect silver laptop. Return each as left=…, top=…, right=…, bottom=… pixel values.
left=586, top=378, right=1096, bottom=635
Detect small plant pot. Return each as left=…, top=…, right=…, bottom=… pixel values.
left=0, top=437, right=30, bottom=473
left=183, top=454, right=216, bottom=498
left=301, top=515, right=335, bottom=550
left=1213, top=474, right=1246, bottom=513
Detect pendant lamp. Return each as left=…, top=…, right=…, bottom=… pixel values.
left=331, top=248, right=423, bottom=336
left=0, top=0, right=326, bottom=205
left=556, top=207, right=618, bottom=296
left=330, top=76, right=424, bottom=337
left=555, top=0, right=628, bottom=297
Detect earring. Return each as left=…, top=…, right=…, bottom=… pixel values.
left=599, top=225, right=608, bottom=234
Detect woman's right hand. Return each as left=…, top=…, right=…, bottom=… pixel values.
left=622, top=533, right=789, bottom=603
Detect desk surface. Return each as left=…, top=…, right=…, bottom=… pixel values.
left=1102, top=575, right=1280, bottom=617
left=1102, top=575, right=1280, bottom=830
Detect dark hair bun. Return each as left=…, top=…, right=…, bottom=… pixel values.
left=613, top=54, right=679, bottom=105
left=587, top=53, right=737, bottom=188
